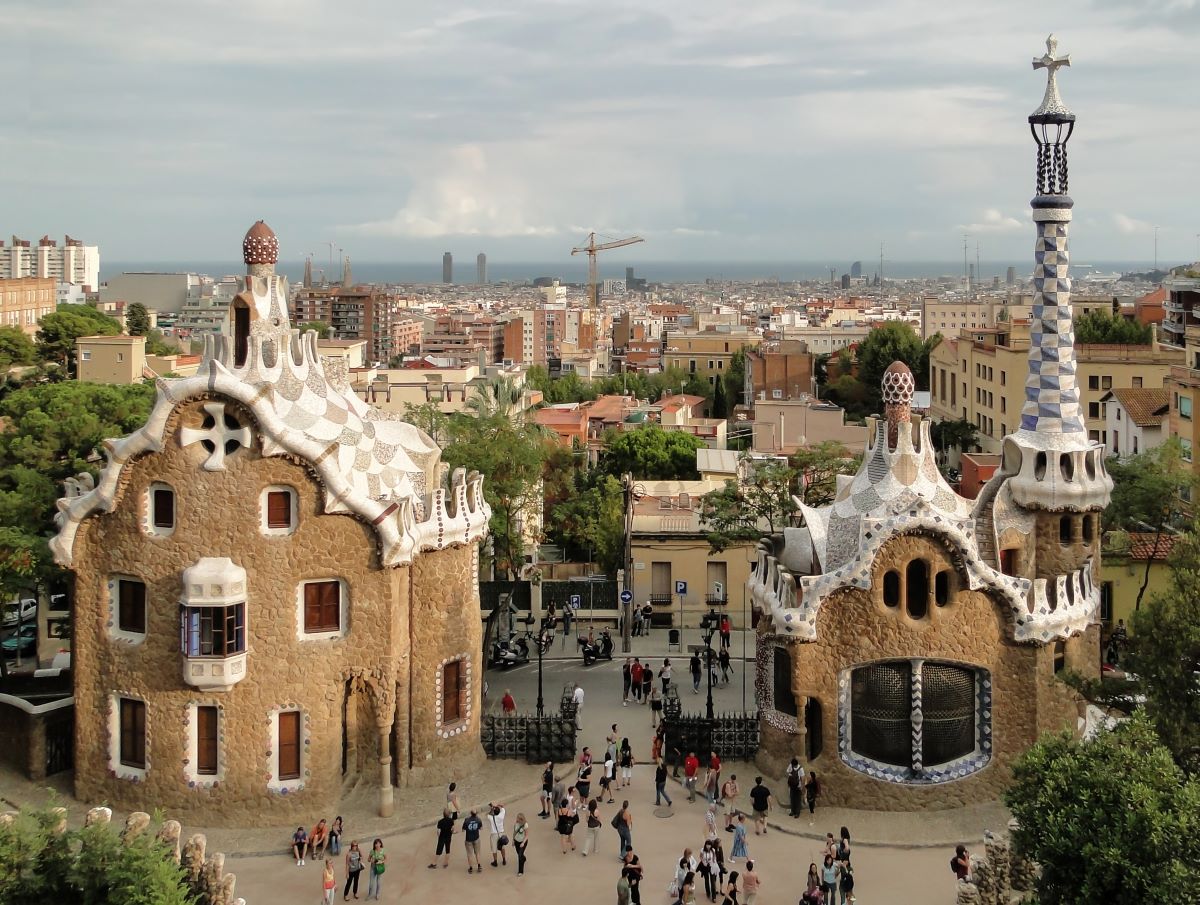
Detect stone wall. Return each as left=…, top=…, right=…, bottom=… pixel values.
left=757, top=532, right=1088, bottom=810
left=71, top=398, right=482, bottom=825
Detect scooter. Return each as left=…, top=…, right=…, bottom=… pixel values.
left=490, top=635, right=530, bottom=669
left=577, top=631, right=614, bottom=666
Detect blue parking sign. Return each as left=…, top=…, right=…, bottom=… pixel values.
left=675, top=580, right=688, bottom=595
left=569, top=594, right=581, bottom=609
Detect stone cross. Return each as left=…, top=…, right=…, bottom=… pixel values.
left=180, top=402, right=253, bottom=471
left=1031, top=34, right=1071, bottom=116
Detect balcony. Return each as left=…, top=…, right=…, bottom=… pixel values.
left=183, top=653, right=247, bottom=692
left=180, top=558, right=248, bottom=693
left=705, top=593, right=729, bottom=607
left=649, top=593, right=673, bottom=606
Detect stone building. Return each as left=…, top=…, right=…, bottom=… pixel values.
left=52, top=221, right=490, bottom=825
left=748, top=39, right=1111, bottom=809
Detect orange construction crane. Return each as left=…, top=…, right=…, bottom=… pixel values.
left=571, top=232, right=644, bottom=309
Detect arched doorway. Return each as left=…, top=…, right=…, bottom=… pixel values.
left=341, top=677, right=382, bottom=781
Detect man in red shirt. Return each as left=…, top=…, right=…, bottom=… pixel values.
left=684, top=751, right=700, bottom=802
left=630, top=658, right=644, bottom=703
left=719, top=616, right=732, bottom=649
left=501, top=689, right=516, bottom=714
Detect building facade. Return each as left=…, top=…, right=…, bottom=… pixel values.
left=290, top=285, right=408, bottom=364
left=0, top=235, right=99, bottom=290
left=0, top=276, right=55, bottom=335
left=53, top=222, right=489, bottom=825
left=663, top=329, right=761, bottom=389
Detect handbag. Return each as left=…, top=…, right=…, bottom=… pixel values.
left=498, top=834, right=509, bottom=847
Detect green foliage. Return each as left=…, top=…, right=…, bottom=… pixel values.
left=825, top=322, right=940, bottom=418
left=525, top=365, right=714, bottom=407
left=144, top=330, right=179, bottom=357
left=1104, top=439, right=1196, bottom=532
left=401, top=402, right=451, bottom=446
left=723, top=347, right=747, bottom=409
left=465, top=375, right=524, bottom=420
left=1004, top=715, right=1200, bottom=905
left=1074, top=309, right=1152, bottom=345
left=789, top=441, right=862, bottom=507
left=930, top=417, right=979, bottom=454
left=711, top=374, right=728, bottom=419
left=35, top=305, right=120, bottom=374
left=299, top=320, right=333, bottom=339
left=598, top=425, right=704, bottom=480
left=700, top=456, right=797, bottom=552
left=550, top=472, right=625, bottom=574
left=125, top=302, right=151, bottom=337
left=0, top=326, right=37, bottom=371
left=0, top=806, right=195, bottom=905
left=1126, top=521, right=1200, bottom=772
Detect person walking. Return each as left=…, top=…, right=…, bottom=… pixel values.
left=321, top=861, right=336, bottom=904
left=342, top=841, right=364, bottom=900
left=613, top=799, right=634, bottom=860
left=512, top=813, right=529, bottom=876
left=582, top=799, right=602, bottom=856
left=619, top=738, right=634, bottom=788
left=446, top=781, right=461, bottom=820
left=540, top=762, right=554, bottom=818
left=839, top=863, right=855, bottom=905
left=712, top=837, right=728, bottom=894
left=820, top=854, right=841, bottom=905
left=501, top=689, right=516, bottom=714
left=699, top=841, right=718, bottom=902
left=488, top=802, right=508, bottom=868
left=649, top=685, right=663, bottom=726
left=630, top=659, right=644, bottom=703
left=704, top=800, right=719, bottom=841
left=801, top=863, right=822, bottom=905
left=329, top=816, right=343, bottom=857
left=661, top=658, right=673, bottom=692
left=577, top=760, right=593, bottom=800
left=622, top=658, right=632, bottom=705
left=805, top=771, right=820, bottom=818
left=722, top=870, right=740, bottom=905
left=730, top=814, right=748, bottom=863
left=705, top=752, right=722, bottom=803
left=690, top=653, right=702, bottom=693
left=572, top=683, right=585, bottom=730
left=429, top=806, right=455, bottom=869
left=684, top=751, right=700, bottom=801
left=641, top=665, right=653, bottom=703
left=720, top=774, right=739, bottom=830
left=557, top=798, right=577, bottom=853
left=617, top=867, right=632, bottom=905
left=600, top=752, right=616, bottom=802
left=462, top=809, right=484, bottom=873
left=952, top=844, right=972, bottom=881
left=748, top=777, right=771, bottom=836
left=563, top=605, right=573, bottom=644
left=365, top=839, right=386, bottom=900
left=786, top=757, right=805, bottom=818
left=717, top=648, right=731, bottom=685
left=679, top=870, right=697, bottom=905
left=742, top=861, right=760, bottom=905
left=655, top=758, right=673, bottom=807
left=623, top=851, right=644, bottom=905
left=837, top=826, right=851, bottom=866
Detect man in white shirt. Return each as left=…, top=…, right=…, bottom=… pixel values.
left=487, top=802, right=507, bottom=867
left=572, top=683, right=585, bottom=730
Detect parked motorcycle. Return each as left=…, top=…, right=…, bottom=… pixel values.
left=577, top=630, right=614, bottom=666
left=490, top=635, right=530, bottom=669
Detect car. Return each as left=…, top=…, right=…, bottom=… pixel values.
left=1, top=624, right=37, bottom=655
left=1, top=598, right=37, bottom=628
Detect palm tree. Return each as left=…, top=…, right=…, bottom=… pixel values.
left=466, top=376, right=525, bottom=421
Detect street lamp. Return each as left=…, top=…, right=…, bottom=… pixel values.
left=535, top=614, right=552, bottom=717
left=701, top=608, right=719, bottom=720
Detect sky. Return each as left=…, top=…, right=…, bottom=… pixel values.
left=2, top=0, right=1198, bottom=267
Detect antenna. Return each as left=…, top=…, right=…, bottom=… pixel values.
left=879, top=241, right=885, bottom=301
left=963, top=234, right=970, bottom=300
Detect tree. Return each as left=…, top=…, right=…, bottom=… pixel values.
left=124, top=302, right=151, bottom=336
left=723, top=347, right=747, bottom=409
left=710, top=374, right=728, bottom=420
left=1004, top=715, right=1200, bottom=905
left=1075, top=309, right=1152, bottom=345
left=465, top=375, right=525, bottom=421
left=1104, top=440, right=1195, bottom=534
left=598, top=425, right=704, bottom=480
left=401, top=402, right=451, bottom=446
left=35, top=305, right=120, bottom=374
left=700, top=457, right=798, bottom=552
left=551, top=472, right=625, bottom=574
left=1125, top=521, right=1200, bottom=773
left=0, top=327, right=37, bottom=371
left=299, top=320, right=333, bottom=339
left=930, top=418, right=979, bottom=457
left=856, top=321, right=939, bottom=397
left=790, top=441, right=862, bottom=508
left=144, top=329, right=180, bottom=357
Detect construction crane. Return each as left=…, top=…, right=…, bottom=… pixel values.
left=571, top=232, right=644, bottom=309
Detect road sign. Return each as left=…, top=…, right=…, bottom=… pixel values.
left=569, top=594, right=581, bottom=609
left=675, top=580, right=688, bottom=595
left=620, top=589, right=634, bottom=604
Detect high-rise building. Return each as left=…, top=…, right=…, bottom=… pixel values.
left=476, top=253, right=487, bottom=284
left=0, top=234, right=100, bottom=290
left=1006, top=266, right=1017, bottom=286
left=850, top=261, right=862, bottom=278
left=291, top=284, right=409, bottom=363
left=442, top=252, right=453, bottom=284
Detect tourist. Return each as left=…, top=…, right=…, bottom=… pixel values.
left=704, top=752, right=721, bottom=803
left=501, top=688, right=516, bottom=714
left=699, top=840, right=718, bottom=902
left=720, top=773, right=740, bottom=829
left=704, top=800, right=719, bottom=841
left=292, top=825, right=308, bottom=866
left=321, top=860, right=336, bottom=904
left=748, top=777, right=771, bottom=835
left=632, top=607, right=644, bottom=637
left=563, top=605, right=573, bottom=643
left=631, top=659, right=644, bottom=702
left=661, top=658, right=673, bottom=692
left=620, top=738, right=634, bottom=787
left=622, top=851, right=645, bottom=904
left=786, top=757, right=805, bottom=818
left=820, top=854, right=841, bottom=905
left=614, top=799, right=634, bottom=860
left=708, top=648, right=720, bottom=687
left=690, top=653, right=702, bottom=692
left=718, top=647, right=732, bottom=685
left=649, top=685, right=663, bottom=726
left=684, top=751, right=700, bottom=802
left=540, top=762, right=554, bottom=818
left=952, top=844, right=971, bottom=881
left=622, top=658, right=632, bottom=705
left=679, top=870, right=697, bottom=905
left=641, top=665, right=653, bottom=703
left=823, top=833, right=838, bottom=862
left=429, top=806, right=455, bottom=869
left=578, top=760, right=594, bottom=800
left=722, top=870, right=740, bottom=905
left=329, top=816, right=343, bottom=856
left=837, top=826, right=851, bottom=865
left=802, top=863, right=822, bottom=904
left=513, top=813, right=529, bottom=876
left=730, top=813, right=748, bottom=863
left=641, top=602, right=654, bottom=630
left=601, top=752, right=616, bottom=801
left=462, top=809, right=484, bottom=873
left=557, top=797, right=577, bottom=853
left=617, top=867, right=632, bottom=905
left=583, top=798, right=602, bottom=856
left=651, top=725, right=665, bottom=763
left=488, top=801, right=508, bottom=867
left=655, top=758, right=673, bottom=806
left=681, top=846, right=699, bottom=873
left=805, top=771, right=820, bottom=816
left=343, top=841, right=365, bottom=899
left=366, top=839, right=386, bottom=900
left=581, top=746, right=594, bottom=766
left=308, top=818, right=329, bottom=861
left=712, top=837, right=728, bottom=892
left=719, top=615, right=732, bottom=649
left=446, top=781, right=461, bottom=820
left=573, top=683, right=585, bottom=729
left=839, top=862, right=855, bottom=904
left=742, top=860, right=760, bottom=905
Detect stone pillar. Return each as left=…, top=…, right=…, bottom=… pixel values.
left=378, top=728, right=394, bottom=817
left=984, top=830, right=1011, bottom=905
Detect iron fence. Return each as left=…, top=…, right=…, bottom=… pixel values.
left=481, top=714, right=578, bottom=763
left=661, top=712, right=761, bottom=762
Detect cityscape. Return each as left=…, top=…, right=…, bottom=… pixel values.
left=1, top=7, right=1199, bottom=905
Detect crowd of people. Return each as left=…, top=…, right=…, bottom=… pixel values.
left=291, top=817, right=388, bottom=902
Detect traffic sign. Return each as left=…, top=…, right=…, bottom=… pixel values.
left=620, top=589, right=634, bottom=604
left=569, top=594, right=581, bottom=609
left=675, top=580, right=688, bottom=595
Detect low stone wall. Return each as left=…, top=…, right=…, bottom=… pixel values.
left=954, top=823, right=1038, bottom=905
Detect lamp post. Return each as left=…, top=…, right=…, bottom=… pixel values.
left=536, top=619, right=546, bottom=717
left=702, top=608, right=718, bottom=720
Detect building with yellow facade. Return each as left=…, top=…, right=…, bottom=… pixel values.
left=663, top=329, right=761, bottom=389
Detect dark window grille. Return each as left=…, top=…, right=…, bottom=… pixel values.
left=850, top=661, right=911, bottom=767
left=921, top=663, right=975, bottom=766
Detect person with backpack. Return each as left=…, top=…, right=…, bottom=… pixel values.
left=612, top=799, right=634, bottom=860
left=786, top=757, right=805, bottom=818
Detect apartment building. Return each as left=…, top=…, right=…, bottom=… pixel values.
left=929, top=322, right=1182, bottom=455
left=0, top=235, right=99, bottom=290
left=920, top=294, right=1127, bottom=340
left=750, top=398, right=868, bottom=454
left=0, top=276, right=56, bottom=334
left=290, top=285, right=409, bottom=363
left=663, top=328, right=761, bottom=388
left=501, top=306, right=565, bottom=366
left=744, top=339, right=814, bottom=410
left=1101, top=388, right=1169, bottom=458
left=101, top=272, right=198, bottom=316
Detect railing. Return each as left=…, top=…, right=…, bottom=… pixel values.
left=705, top=594, right=728, bottom=607
left=661, top=712, right=761, bottom=762
left=480, top=714, right=577, bottom=763
left=649, top=593, right=673, bottom=606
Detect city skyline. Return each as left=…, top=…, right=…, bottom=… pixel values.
left=4, top=1, right=1197, bottom=263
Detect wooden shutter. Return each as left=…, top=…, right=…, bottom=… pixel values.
left=278, top=711, right=301, bottom=780
left=152, top=488, right=174, bottom=528
left=303, top=581, right=340, bottom=633
left=119, top=698, right=146, bottom=768
left=197, top=706, right=218, bottom=775
left=266, top=491, right=291, bottom=529
left=119, top=580, right=146, bottom=634
left=442, top=660, right=463, bottom=723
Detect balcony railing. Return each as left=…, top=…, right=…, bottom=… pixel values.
left=649, top=593, right=673, bottom=606
left=705, top=594, right=728, bottom=607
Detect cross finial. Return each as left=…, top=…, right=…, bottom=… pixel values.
left=1031, top=33, right=1072, bottom=117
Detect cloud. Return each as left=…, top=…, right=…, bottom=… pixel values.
left=1113, top=213, right=1153, bottom=235
left=958, top=209, right=1024, bottom=234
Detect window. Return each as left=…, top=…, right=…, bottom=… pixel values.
left=302, top=581, right=342, bottom=635
left=1000, top=397, right=1006, bottom=413
left=182, top=604, right=245, bottom=657
left=197, top=706, right=219, bottom=776
left=882, top=570, right=901, bottom=608
left=1000, top=371, right=1006, bottom=386
left=442, top=660, right=465, bottom=723
left=277, top=710, right=301, bottom=780
left=1088, top=375, right=1099, bottom=391
left=1088, top=402, right=1100, bottom=419
left=934, top=571, right=950, bottom=607
left=1053, top=641, right=1066, bottom=674
left=149, top=484, right=175, bottom=532
left=1100, top=581, right=1113, bottom=622
left=1181, top=396, right=1193, bottom=420
left=1000, top=548, right=1018, bottom=576
left=117, top=579, right=146, bottom=635
left=1183, top=438, right=1193, bottom=463
left=772, top=389, right=783, bottom=399
left=119, top=698, right=146, bottom=769
left=1132, top=377, right=1142, bottom=388
left=1059, top=516, right=1073, bottom=544
left=81, top=350, right=92, bottom=361
left=1116, top=409, right=1123, bottom=422
left=262, top=487, right=297, bottom=534
left=905, top=560, right=929, bottom=620
left=1082, top=515, right=1094, bottom=544
left=117, top=352, right=124, bottom=362
left=1101, top=376, right=1112, bottom=391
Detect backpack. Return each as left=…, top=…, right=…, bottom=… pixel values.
left=787, top=771, right=800, bottom=790
left=950, top=856, right=959, bottom=875
left=611, top=810, right=625, bottom=830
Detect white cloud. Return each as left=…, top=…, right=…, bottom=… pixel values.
left=1113, top=213, right=1153, bottom=235
left=958, top=209, right=1024, bottom=234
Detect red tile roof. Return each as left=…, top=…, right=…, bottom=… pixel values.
left=1127, top=532, right=1177, bottom=561
left=1108, top=388, right=1169, bottom=427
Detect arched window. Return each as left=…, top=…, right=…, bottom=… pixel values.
left=1081, top=515, right=1094, bottom=544
left=232, top=300, right=250, bottom=367
left=773, top=647, right=797, bottom=717
left=1059, top=516, right=1072, bottom=545
left=1053, top=641, right=1066, bottom=674
left=805, top=697, right=823, bottom=760
left=882, top=570, right=901, bottom=608
left=906, top=560, right=929, bottom=620
left=934, top=571, right=950, bottom=607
